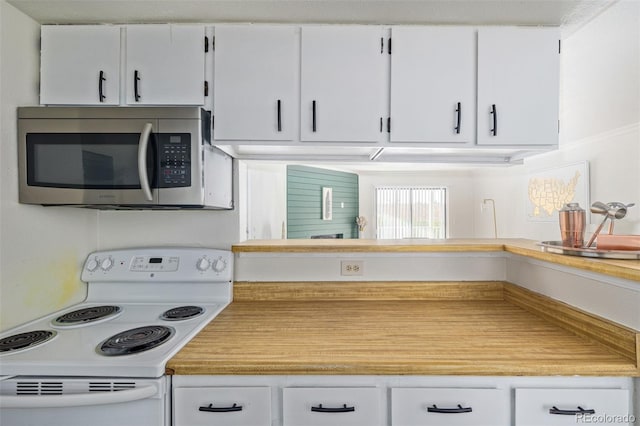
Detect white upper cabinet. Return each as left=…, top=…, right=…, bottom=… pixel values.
left=300, top=26, right=386, bottom=142
left=477, top=27, right=560, bottom=146
left=213, top=25, right=296, bottom=141
left=390, top=27, right=476, bottom=144
left=40, top=25, right=121, bottom=105
left=125, top=25, right=206, bottom=105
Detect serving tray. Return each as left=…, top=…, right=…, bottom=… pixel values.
left=538, top=241, right=640, bottom=260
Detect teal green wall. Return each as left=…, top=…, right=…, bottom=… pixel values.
left=287, top=165, right=359, bottom=239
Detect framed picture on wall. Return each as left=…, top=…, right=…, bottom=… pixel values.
left=322, top=187, right=333, bottom=221
left=526, top=161, right=590, bottom=222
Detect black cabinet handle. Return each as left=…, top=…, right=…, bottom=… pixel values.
left=549, top=406, right=595, bottom=416
left=98, top=71, right=106, bottom=102
left=490, top=104, right=497, bottom=136
left=199, top=403, right=243, bottom=413
left=427, top=404, right=472, bottom=414
left=277, top=99, right=282, bottom=132
left=454, top=102, right=461, bottom=134
left=311, top=404, right=355, bottom=413
left=134, top=70, right=141, bottom=102
left=312, top=100, right=317, bottom=132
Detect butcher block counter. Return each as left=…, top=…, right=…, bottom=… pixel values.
left=167, top=284, right=640, bottom=376
left=167, top=238, right=640, bottom=377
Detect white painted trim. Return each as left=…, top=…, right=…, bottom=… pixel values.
left=506, top=253, right=640, bottom=292
left=506, top=255, right=640, bottom=329
left=236, top=251, right=506, bottom=259
left=235, top=254, right=506, bottom=282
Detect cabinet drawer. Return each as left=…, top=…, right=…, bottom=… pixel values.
left=173, top=386, right=271, bottom=426
left=515, top=388, right=630, bottom=426
left=283, top=387, right=381, bottom=426
left=391, top=388, right=508, bottom=426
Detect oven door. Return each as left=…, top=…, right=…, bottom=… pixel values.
left=18, top=118, right=160, bottom=206
left=0, top=376, right=168, bottom=426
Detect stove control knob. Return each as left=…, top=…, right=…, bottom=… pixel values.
left=100, top=256, right=114, bottom=271
left=211, top=257, right=227, bottom=273
left=86, top=258, right=99, bottom=272
left=196, top=257, right=211, bottom=271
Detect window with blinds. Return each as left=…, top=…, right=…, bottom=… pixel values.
left=375, top=187, right=447, bottom=239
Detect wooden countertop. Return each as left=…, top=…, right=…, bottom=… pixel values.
left=167, top=283, right=640, bottom=376
left=232, top=238, right=640, bottom=282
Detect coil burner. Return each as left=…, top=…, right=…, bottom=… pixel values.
left=0, top=330, right=57, bottom=354
left=160, top=306, right=204, bottom=321
left=98, top=326, right=174, bottom=356
left=53, top=305, right=122, bottom=327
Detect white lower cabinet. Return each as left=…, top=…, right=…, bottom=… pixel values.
left=391, top=388, right=508, bottom=426
left=172, top=376, right=634, bottom=426
left=515, top=388, right=631, bottom=426
left=283, top=387, right=382, bottom=426
left=173, top=386, right=271, bottom=426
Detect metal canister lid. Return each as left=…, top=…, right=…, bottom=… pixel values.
left=560, top=202, right=584, bottom=212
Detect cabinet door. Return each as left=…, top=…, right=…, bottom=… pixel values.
left=391, top=388, right=509, bottom=426
left=477, top=27, right=559, bottom=146
left=515, top=388, right=630, bottom=425
left=390, top=27, right=476, bottom=144
left=174, top=386, right=271, bottom=426
left=40, top=25, right=120, bottom=105
left=125, top=25, right=205, bottom=105
left=283, top=387, right=382, bottom=426
left=300, top=26, right=386, bottom=142
left=213, top=25, right=295, bottom=141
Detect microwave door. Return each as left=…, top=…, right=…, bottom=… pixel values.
left=19, top=119, right=160, bottom=206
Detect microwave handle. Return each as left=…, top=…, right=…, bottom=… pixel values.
left=138, top=122, right=154, bottom=201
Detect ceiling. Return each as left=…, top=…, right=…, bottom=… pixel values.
left=7, top=0, right=616, bottom=172
left=8, top=0, right=613, bottom=32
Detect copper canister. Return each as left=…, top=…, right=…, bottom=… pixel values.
left=559, top=203, right=586, bottom=248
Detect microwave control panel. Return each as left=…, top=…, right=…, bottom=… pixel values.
left=158, top=134, right=191, bottom=188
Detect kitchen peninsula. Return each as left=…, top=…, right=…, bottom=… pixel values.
left=168, top=239, right=640, bottom=376
left=169, top=239, right=638, bottom=425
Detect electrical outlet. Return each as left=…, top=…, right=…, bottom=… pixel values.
left=341, top=260, right=363, bottom=276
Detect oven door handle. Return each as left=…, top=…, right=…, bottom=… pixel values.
left=0, top=385, right=158, bottom=408
left=138, top=122, right=154, bottom=202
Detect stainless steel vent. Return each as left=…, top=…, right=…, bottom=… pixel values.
left=16, top=381, right=63, bottom=395
left=89, top=382, right=136, bottom=392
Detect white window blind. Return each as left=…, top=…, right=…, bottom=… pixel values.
left=375, top=187, right=447, bottom=239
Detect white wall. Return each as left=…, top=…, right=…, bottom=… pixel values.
left=0, top=1, right=98, bottom=331
left=0, top=4, right=243, bottom=331
left=358, top=169, right=478, bottom=238
left=96, top=162, right=242, bottom=250
left=244, top=162, right=287, bottom=240
left=474, top=0, right=640, bottom=240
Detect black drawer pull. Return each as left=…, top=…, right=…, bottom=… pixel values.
left=454, top=102, right=461, bottom=134
left=549, top=406, right=595, bottom=416
left=312, top=100, right=317, bottom=132
left=277, top=99, right=282, bottom=132
left=199, top=403, right=243, bottom=413
left=311, top=403, right=355, bottom=413
left=427, top=404, right=472, bottom=414
left=490, top=104, right=497, bottom=136
left=134, top=70, right=141, bottom=102
left=98, top=70, right=106, bottom=102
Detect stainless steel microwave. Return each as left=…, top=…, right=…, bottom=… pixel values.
left=18, top=107, right=233, bottom=209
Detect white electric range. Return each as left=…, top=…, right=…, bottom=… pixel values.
left=0, top=247, right=232, bottom=426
